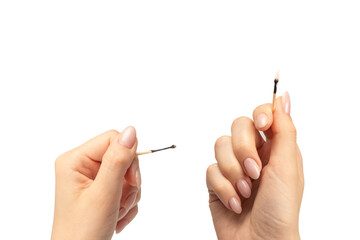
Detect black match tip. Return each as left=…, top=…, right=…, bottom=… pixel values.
left=273, top=79, right=279, bottom=94
left=150, top=144, right=177, bottom=153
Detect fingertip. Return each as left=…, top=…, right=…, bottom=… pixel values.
left=243, top=157, right=261, bottom=180
left=272, top=92, right=296, bottom=136
left=236, top=178, right=252, bottom=198
left=253, top=103, right=273, bottom=131
left=229, top=197, right=242, bottom=214
left=118, top=126, right=137, bottom=149
left=124, top=156, right=141, bottom=187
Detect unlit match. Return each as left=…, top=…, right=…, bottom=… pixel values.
left=136, top=145, right=176, bottom=156
left=272, top=71, right=280, bottom=111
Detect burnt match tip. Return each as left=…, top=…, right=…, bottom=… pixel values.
left=274, top=79, right=279, bottom=84
left=171, top=145, right=176, bottom=148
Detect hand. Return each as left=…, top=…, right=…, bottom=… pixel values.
left=51, top=127, right=142, bottom=240
left=206, top=92, right=304, bottom=240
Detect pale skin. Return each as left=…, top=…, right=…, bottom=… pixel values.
left=52, top=92, right=304, bottom=239
left=206, top=92, right=304, bottom=240
left=51, top=126, right=141, bottom=240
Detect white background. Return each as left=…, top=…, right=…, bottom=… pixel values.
left=1, top=1, right=359, bottom=239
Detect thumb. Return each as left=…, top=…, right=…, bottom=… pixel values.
left=93, top=126, right=137, bottom=202
left=268, top=92, right=298, bottom=174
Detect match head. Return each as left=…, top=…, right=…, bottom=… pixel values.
left=171, top=145, right=176, bottom=148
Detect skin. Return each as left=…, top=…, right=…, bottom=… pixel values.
left=51, top=127, right=141, bottom=240
left=206, top=92, right=304, bottom=240
left=51, top=93, right=302, bottom=239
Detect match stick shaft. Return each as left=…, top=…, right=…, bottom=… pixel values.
left=272, top=93, right=276, bottom=111
left=136, top=145, right=176, bottom=156
left=136, top=150, right=152, bottom=155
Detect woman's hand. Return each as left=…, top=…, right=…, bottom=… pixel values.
left=206, top=92, right=304, bottom=240
left=51, top=127, right=141, bottom=240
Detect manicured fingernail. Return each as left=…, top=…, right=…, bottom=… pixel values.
left=282, top=91, right=291, bottom=115
left=125, top=192, right=137, bottom=209
left=236, top=179, right=251, bottom=198
left=118, top=207, right=127, bottom=221
left=255, top=113, right=268, bottom=129
left=116, top=219, right=129, bottom=233
left=136, top=169, right=141, bottom=187
left=244, top=158, right=260, bottom=179
left=118, top=126, right=136, bottom=148
left=229, top=197, right=242, bottom=214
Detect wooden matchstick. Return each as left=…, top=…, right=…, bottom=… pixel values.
left=272, top=71, right=279, bottom=111
left=136, top=145, right=176, bottom=156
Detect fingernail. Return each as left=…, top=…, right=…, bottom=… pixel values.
left=282, top=91, right=291, bottom=115
left=236, top=179, right=251, bottom=198
left=118, top=207, right=127, bottom=221
left=136, top=169, right=141, bottom=187
left=244, top=158, right=260, bottom=179
left=229, top=197, right=242, bottom=214
left=116, top=219, right=129, bottom=233
left=255, top=113, right=268, bottom=129
left=118, top=126, right=136, bottom=148
left=125, top=192, right=137, bottom=209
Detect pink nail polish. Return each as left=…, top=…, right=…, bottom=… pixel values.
left=125, top=192, right=137, bottom=209
left=282, top=91, right=291, bottom=115
left=255, top=113, right=268, bottom=129
left=118, top=126, right=136, bottom=148
left=136, top=169, right=141, bottom=187
left=244, top=158, right=260, bottom=180
left=229, top=197, right=242, bottom=214
left=236, top=179, right=251, bottom=198
left=118, top=207, right=127, bottom=221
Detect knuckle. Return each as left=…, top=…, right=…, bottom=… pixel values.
left=106, top=129, right=120, bottom=137
left=214, top=135, right=230, bottom=149
left=233, top=142, right=250, bottom=156
left=231, top=116, right=252, bottom=131
left=206, top=163, right=218, bottom=177
left=290, top=125, right=297, bottom=137
left=215, top=182, right=228, bottom=193
left=54, top=152, right=70, bottom=173
left=54, top=156, right=64, bottom=172
left=221, top=163, right=239, bottom=178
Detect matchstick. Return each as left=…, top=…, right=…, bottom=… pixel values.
left=136, top=145, right=176, bottom=156
left=272, top=71, right=279, bottom=111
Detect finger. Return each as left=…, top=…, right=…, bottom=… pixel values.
left=269, top=92, right=298, bottom=173
left=76, top=129, right=119, bottom=161
left=231, top=117, right=264, bottom=180
left=92, top=126, right=137, bottom=204
left=215, top=136, right=252, bottom=198
left=116, top=205, right=139, bottom=234
left=118, top=192, right=139, bottom=221
left=118, top=191, right=141, bottom=221
left=206, top=164, right=242, bottom=214
left=297, top=146, right=304, bottom=186
left=124, top=155, right=141, bottom=187
left=252, top=103, right=274, bottom=139
left=120, top=181, right=139, bottom=207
